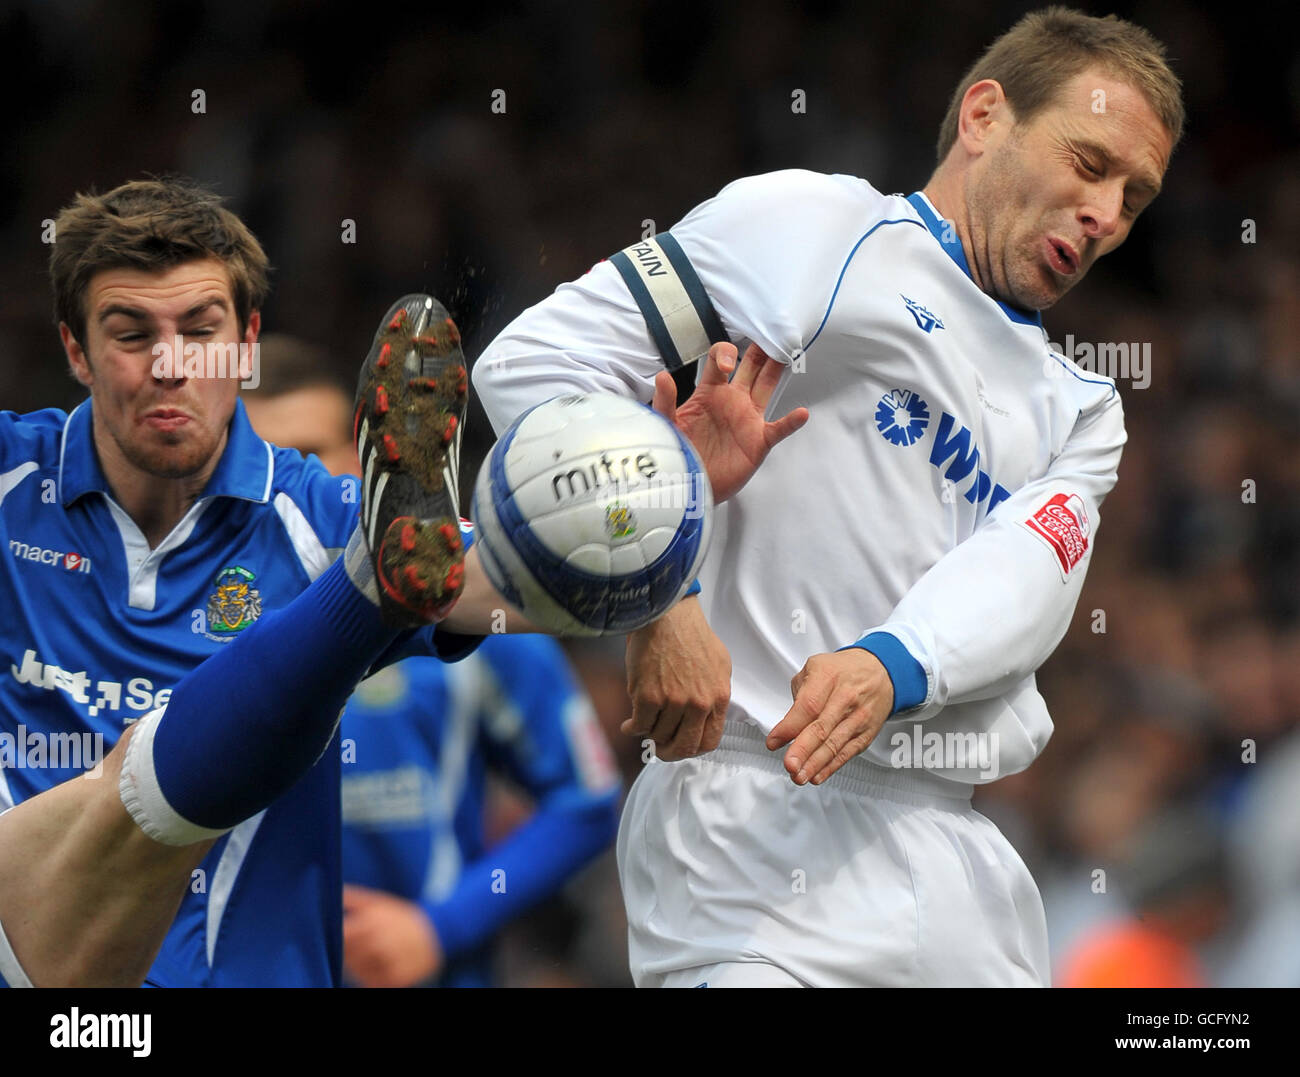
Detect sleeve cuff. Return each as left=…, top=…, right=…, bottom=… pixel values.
left=683, top=578, right=702, bottom=598
left=838, top=631, right=927, bottom=715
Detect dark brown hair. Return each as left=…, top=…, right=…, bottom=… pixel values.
left=50, top=176, right=270, bottom=345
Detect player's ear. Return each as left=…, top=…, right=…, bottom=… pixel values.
left=60, top=322, right=93, bottom=388
left=240, top=311, right=262, bottom=386
left=956, top=79, right=1009, bottom=155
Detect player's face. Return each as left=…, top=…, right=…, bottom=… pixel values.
left=62, top=258, right=258, bottom=481
left=243, top=385, right=361, bottom=478
left=968, top=68, right=1173, bottom=311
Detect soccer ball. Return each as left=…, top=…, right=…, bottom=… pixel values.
left=471, top=392, right=713, bottom=635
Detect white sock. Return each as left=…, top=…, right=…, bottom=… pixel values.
left=119, top=706, right=231, bottom=846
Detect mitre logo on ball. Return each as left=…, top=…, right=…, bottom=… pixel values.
left=471, top=392, right=713, bottom=636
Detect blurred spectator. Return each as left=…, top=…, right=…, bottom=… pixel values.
left=1213, top=727, right=1300, bottom=987
left=1057, top=803, right=1229, bottom=988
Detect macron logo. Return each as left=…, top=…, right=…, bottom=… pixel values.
left=8, top=539, right=91, bottom=575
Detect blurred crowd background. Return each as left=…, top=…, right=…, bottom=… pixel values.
left=2, top=0, right=1296, bottom=986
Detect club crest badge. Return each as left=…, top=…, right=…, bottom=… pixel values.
left=206, top=566, right=263, bottom=636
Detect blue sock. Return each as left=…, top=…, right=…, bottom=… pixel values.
left=150, top=557, right=397, bottom=830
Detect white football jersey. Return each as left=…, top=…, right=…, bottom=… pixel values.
left=474, top=169, right=1124, bottom=786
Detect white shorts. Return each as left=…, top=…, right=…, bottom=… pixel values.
left=617, top=718, right=1049, bottom=987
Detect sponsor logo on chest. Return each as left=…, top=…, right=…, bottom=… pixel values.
left=10, top=647, right=173, bottom=720
left=874, top=389, right=1012, bottom=510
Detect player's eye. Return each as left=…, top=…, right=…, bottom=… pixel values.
left=1077, top=157, right=1102, bottom=177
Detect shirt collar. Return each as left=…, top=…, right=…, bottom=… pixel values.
left=59, top=396, right=274, bottom=507
left=906, top=191, right=1043, bottom=329
left=58, top=400, right=107, bottom=506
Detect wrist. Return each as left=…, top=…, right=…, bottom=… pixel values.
left=635, top=587, right=700, bottom=640
left=838, top=631, right=926, bottom=715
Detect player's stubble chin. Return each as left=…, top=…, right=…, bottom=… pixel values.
left=117, top=427, right=220, bottom=480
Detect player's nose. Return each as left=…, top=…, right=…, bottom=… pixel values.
left=151, top=328, right=195, bottom=385
left=152, top=355, right=186, bottom=386
left=1079, top=186, right=1124, bottom=241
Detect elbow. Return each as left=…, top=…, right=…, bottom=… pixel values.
left=471, top=344, right=519, bottom=435
left=470, top=346, right=501, bottom=404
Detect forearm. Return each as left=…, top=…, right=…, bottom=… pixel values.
left=866, top=517, right=1092, bottom=715
left=473, top=272, right=668, bottom=437
left=859, top=397, right=1125, bottom=717
left=421, top=790, right=619, bottom=959
left=436, top=545, right=547, bottom=635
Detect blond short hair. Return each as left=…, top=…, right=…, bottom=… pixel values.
left=935, top=6, right=1184, bottom=164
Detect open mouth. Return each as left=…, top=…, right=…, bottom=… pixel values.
left=1046, top=237, right=1079, bottom=275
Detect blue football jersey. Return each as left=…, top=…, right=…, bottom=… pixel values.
left=0, top=398, right=472, bottom=986
left=341, top=636, right=621, bottom=987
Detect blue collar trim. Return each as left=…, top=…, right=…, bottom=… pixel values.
left=906, top=192, right=1043, bottom=329
left=60, top=397, right=273, bottom=507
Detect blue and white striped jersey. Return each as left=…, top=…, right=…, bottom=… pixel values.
left=0, top=398, right=473, bottom=986
left=341, top=636, right=620, bottom=988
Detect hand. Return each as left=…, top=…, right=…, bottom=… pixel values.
left=651, top=341, right=809, bottom=503
left=342, top=884, right=443, bottom=988
left=765, top=649, right=894, bottom=785
left=622, top=597, right=731, bottom=761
